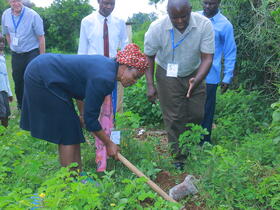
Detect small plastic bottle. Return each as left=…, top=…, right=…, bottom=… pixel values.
left=169, top=175, right=198, bottom=200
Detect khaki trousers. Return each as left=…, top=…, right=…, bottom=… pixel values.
left=156, top=65, right=206, bottom=159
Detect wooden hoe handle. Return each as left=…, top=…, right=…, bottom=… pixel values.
left=117, top=153, right=177, bottom=203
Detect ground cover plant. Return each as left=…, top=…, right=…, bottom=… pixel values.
left=1, top=0, right=279, bottom=207
left=1, top=54, right=279, bottom=209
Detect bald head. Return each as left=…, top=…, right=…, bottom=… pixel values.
left=167, top=0, right=191, bottom=10
left=167, top=0, right=192, bottom=33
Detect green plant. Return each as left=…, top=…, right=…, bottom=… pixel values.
left=257, top=173, right=280, bottom=208
left=123, top=78, right=163, bottom=126
left=178, top=123, right=208, bottom=158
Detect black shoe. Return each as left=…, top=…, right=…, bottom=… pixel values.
left=173, top=162, right=184, bottom=171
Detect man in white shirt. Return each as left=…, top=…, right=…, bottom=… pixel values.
left=78, top=0, right=128, bottom=115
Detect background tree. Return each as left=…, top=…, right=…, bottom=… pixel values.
left=0, top=0, right=9, bottom=19
left=35, top=0, right=93, bottom=52
left=127, top=12, right=157, bottom=32
left=220, top=0, right=280, bottom=99
left=148, top=0, right=164, bottom=8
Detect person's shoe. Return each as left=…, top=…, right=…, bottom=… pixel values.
left=173, top=162, right=184, bottom=171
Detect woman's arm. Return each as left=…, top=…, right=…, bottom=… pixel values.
left=92, top=130, right=119, bottom=159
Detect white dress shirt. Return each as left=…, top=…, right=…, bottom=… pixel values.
left=0, top=55, right=12, bottom=97
left=78, top=12, right=128, bottom=57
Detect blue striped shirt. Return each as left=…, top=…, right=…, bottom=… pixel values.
left=1, top=6, right=44, bottom=53
left=197, top=11, right=237, bottom=84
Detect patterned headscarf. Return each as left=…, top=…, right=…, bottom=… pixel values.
left=116, top=43, right=149, bottom=73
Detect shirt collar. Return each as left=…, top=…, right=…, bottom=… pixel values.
left=11, top=5, right=25, bottom=16
left=97, top=12, right=112, bottom=23
left=165, top=12, right=198, bottom=33
left=203, top=10, right=221, bottom=22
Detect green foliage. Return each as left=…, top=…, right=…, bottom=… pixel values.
left=257, top=173, right=280, bottom=208
left=132, top=20, right=153, bottom=51
left=0, top=112, right=179, bottom=209
left=115, top=111, right=162, bottom=165
left=36, top=167, right=102, bottom=209
left=212, top=88, right=272, bottom=143
left=35, top=0, right=93, bottom=52
left=221, top=0, right=280, bottom=99
left=178, top=123, right=208, bottom=158
left=182, top=88, right=280, bottom=209
left=128, top=12, right=157, bottom=32
left=148, top=0, right=165, bottom=8
left=0, top=0, right=9, bottom=18
left=123, top=77, right=163, bottom=126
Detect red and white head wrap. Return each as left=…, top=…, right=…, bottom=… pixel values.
left=116, top=43, right=149, bottom=73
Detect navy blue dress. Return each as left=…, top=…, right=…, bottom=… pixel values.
left=20, top=53, right=118, bottom=145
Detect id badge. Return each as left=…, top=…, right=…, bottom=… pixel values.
left=167, top=63, right=178, bottom=77
left=12, top=37, right=19, bottom=46
left=110, top=130, right=121, bottom=145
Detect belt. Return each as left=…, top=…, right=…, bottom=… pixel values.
left=12, top=48, right=39, bottom=56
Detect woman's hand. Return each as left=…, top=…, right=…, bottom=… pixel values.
left=147, top=85, right=157, bottom=104
left=93, top=130, right=120, bottom=160
left=105, top=141, right=120, bottom=160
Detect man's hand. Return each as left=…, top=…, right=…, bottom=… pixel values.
left=186, top=77, right=197, bottom=98
left=8, top=96, right=13, bottom=102
left=220, top=82, right=229, bottom=94
left=147, top=85, right=157, bottom=104
left=106, top=141, right=120, bottom=160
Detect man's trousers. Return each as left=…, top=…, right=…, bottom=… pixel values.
left=156, top=65, right=206, bottom=160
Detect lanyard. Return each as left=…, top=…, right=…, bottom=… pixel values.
left=170, top=28, right=188, bottom=61
left=12, top=7, right=25, bottom=34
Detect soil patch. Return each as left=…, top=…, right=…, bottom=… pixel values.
left=155, top=171, right=189, bottom=192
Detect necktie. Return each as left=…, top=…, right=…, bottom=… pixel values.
left=103, top=18, right=109, bottom=57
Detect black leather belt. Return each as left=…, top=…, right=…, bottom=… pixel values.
left=12, top=48, right=39, bottom=56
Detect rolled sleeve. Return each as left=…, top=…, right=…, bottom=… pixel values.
left=33, top=14, right=45, bottom=36
left=1, top=12, right=8, bottom=35
left=200, top=21, right=215, bottom=54
left=144, top=24, right=160, bottom=56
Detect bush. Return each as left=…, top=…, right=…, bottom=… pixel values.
left=123, top=77, right=163, bottom=127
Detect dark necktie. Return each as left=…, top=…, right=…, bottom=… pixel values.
left=103, top=18, right=109, bottom=57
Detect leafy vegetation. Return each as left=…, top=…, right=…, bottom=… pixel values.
left=0, top=0, right=279, bottom=208
left=178, top=88, right=280, bottom=209
left=1, top=83, right=279, bottom=209
left=193, top=0, right=280, bottom=99
left=35, top=0, right=93, bottom=52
